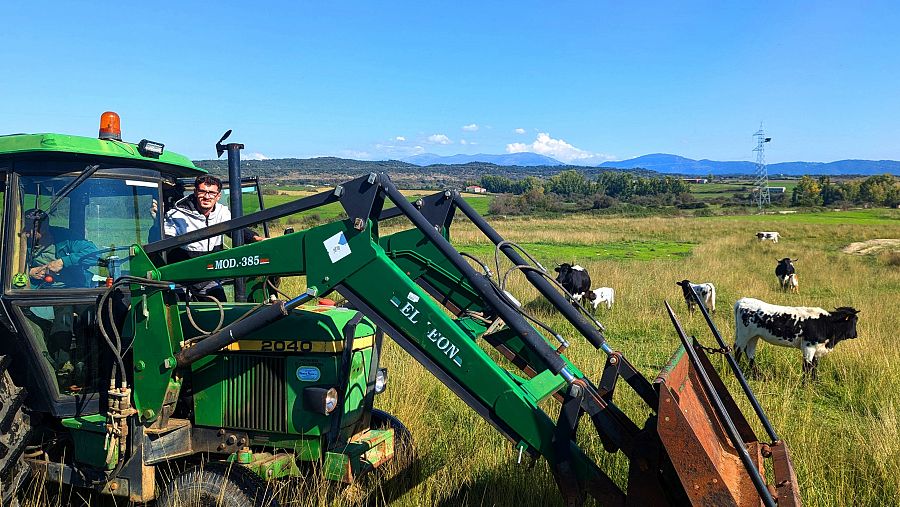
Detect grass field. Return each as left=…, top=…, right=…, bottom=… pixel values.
left=690, top=179, right=798, bottom=199
left=263, top=207, right=900, bottom=506
left=258, top=191, right=493, bottom=226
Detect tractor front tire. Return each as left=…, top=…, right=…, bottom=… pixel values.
left=156, top=461, right=279, bottom=507
left=370, top=409, right=416, bottom=471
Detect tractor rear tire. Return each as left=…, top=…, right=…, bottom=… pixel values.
left=0, top=355, right=32, bottom=507
left=370, top=409, right=416, bottom=470
left=155, top=461, right=279, bottom=507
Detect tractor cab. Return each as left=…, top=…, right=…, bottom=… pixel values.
left=0, top=113, right=203, bottom=416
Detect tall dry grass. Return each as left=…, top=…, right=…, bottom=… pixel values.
left=356, top=213, right=900, bottom=506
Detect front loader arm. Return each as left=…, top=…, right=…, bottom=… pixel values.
left=128, top=213, right=626, bottom=503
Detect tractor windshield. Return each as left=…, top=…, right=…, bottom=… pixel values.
left=11, top=173, right=160, bottom=290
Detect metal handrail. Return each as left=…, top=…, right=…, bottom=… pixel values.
left=684, top=282, right=779, bottom=442
left=665, top=301, right=776, bottom=507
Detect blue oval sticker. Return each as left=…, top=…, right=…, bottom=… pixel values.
left=296, top=366, right=321, bottom=382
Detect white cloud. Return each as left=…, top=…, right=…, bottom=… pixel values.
left=506, top=132, right=614, bottom=163
left=462, top=123, right=479, bottom=132
left=395, top=136, right=406, bottom=142
left=245, top=152, right=270, bottom=160
left=460, top=139, right=468, bottom=145
left=427, top=134, right=452, bottom=145
left=514, top=128, right=526, bottom=134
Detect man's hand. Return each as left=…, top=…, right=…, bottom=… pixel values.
left=29, top=265, right=47, bottom=279
left=252, top=235, right=267, bottom=242
left=29, top=259, right=64, bottom=279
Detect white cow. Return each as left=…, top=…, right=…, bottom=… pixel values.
left=756, top=231, right=780, bottom=243
left=675, top=280, right=716, bottom=313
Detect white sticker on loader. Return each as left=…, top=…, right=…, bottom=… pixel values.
left=324, top=231, right=352, bottom=263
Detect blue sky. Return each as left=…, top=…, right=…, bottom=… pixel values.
left=3, top=2, right=899, bottom=164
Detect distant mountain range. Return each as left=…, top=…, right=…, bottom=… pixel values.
left=403, top=152, right=900, bottom=176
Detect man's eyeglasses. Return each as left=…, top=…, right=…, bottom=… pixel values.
left=196, top=190, right=220, bottom=198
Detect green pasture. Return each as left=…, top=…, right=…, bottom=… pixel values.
left=258, top=192, right=493, bottom=224
left=327, top=210, right=899, bottom=507
left=690, top=179, right=797, bottom=198
left=706, top=208, right=899, bottom=225
left=455, top=239, right=695, bottom=264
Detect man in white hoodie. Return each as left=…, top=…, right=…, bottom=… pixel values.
left=163, top=175, right=264, bottom=300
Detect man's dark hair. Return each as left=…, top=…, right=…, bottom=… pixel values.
left=194, top=175, right=222, bottom=191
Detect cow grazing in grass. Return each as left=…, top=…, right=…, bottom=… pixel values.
left=757, top=231, right=780, bottom=243
left=554, top=263, right=594, bottom=304
left=775, top=258, right=797, bottom=291
left=733, top=297, right=859, bottom=379
left=574, top=287, right=615, bottom=310
left=676, top=280, right=716, bottom=313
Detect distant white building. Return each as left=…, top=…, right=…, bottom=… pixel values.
left=465, top=185, right=487, bottom=194
left=681, top=178, right=709, bottom=184
left=767, top=186, right=786, bottom=194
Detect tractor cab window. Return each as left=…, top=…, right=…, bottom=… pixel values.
left=18, top=303, right=103, bottom=397
left=11, top=174, right=160, bottom=290
left=0, top=170, right=6, bottom=259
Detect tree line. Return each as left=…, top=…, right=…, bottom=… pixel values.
left=790, top=174, right=899, bottom=207
left=480, top=170, right=695, bottom=215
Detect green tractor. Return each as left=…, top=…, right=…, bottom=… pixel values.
left=0, top=113, right=801, bottom=506
left=0, top=114, right=398, bottom=505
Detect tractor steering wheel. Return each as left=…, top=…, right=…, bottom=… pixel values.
left=74, top=245, right=132, bottom=267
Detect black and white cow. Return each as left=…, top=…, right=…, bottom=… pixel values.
left=775, top=258, right=797, bottom=291
left=757, top=231, right=780, bottom=243
left=676, top=280, right=716, bottom=313
left=733, top=297, right=859, bottom=379
left=574, top=287, right=615, bottom=310
left=554, top=263, right=594, bottom=304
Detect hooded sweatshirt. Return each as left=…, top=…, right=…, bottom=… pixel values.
left=163, top=195, right=257, bottom=257
left=164, top=195, right=230, bottom=253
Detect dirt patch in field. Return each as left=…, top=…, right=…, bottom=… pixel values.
left=842, top=238, right=900, bottom=255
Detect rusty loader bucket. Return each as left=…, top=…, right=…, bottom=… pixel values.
left=656, top=295, right=802, bottom=507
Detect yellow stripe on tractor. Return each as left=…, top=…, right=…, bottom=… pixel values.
left=222, top=336, right=375, bottom=353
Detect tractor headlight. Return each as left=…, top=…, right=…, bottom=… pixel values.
left=304, top=386, right=340, bottom=415
left=137, top=139, right=165, bottom=158
left=324, top=387, right=338, bottom=414
left=375, top=368, right=388, bottom=394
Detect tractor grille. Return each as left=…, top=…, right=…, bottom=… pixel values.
left=222, top=354, right=287, bottom=434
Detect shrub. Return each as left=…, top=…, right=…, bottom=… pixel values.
left=677, top=202, right=709, bottom=209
